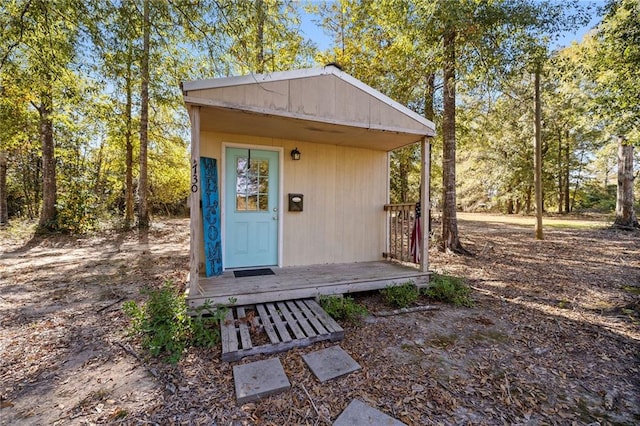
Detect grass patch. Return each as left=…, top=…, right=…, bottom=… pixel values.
left=429, top=334, right=458, bottom=349
left=425, top=273, right=474, bottom=307
left=319, top=295, right=368, bottom=325
left=622, top=285, right=640, bottom=296
left=471, top=330, right=510, bottom=344
left=457, top=212, right=609, bottom=229
left=0, top=219, right=37, bottom=244
left=380, top=281, right=420, bottom=308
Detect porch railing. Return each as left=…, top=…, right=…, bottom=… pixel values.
left=384, top=203, right=418, bottom=264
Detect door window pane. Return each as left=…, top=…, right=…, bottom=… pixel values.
left=236, top=156, right=269, bottom=211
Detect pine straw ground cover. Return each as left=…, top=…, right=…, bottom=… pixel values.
left=1, top=216, right=638, bottom=425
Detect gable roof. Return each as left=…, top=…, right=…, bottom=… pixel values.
left=182, top=65, right=435, bottom=151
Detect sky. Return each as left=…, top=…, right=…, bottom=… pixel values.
left=298, top=1, right=607, bottom=53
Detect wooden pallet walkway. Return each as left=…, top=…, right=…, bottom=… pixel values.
left=221, top=298, right=344, bottom=362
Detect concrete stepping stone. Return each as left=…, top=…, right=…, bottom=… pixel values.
left=333, top=399, right=407, bottom=426
left=302, top=345, right=361, bottom=383
left=233, top=358, right=291, bottom=404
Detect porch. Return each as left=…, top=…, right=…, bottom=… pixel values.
left=188, top=260, right=430, bottom=308
left=183, top=66, right=434, bottom=309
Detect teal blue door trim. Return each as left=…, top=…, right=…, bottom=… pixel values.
left=224, top=147, right=280, bottom=269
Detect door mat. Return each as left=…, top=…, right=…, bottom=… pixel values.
left=234, top=268, right=275, bottom=278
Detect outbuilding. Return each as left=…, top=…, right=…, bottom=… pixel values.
left=182, top=65, right=434, bottom=307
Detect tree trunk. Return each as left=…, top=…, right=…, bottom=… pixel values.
left=557, top=130, right=563, bottom=214
left=425, top=73, right=435, bottom=122
left=93, top=139, right=105, bottom=201
left=255, top=0, right=265, bottom=73
left=533, top=66, right=543, bottom=240
left=571, top=149, right=586, bottom=213
left=425, top=73, right=434, bottom=234
left=37, top=88, right=57, bottom=232
left=124, top=48, right=134, bottom=228
left=137, top=0, right=150, bottom=229
left=399, top=156, right=409, bottom=203
left=0, top=152, right=8, bottom=226
left=506, top=198, right=514, bottom=214
left=564, top=138, right=570, bottom=213
left=613, top=136, right=638, bottom=229
left=441, top=27, right=465, bottom=253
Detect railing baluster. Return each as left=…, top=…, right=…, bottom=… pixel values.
left=384, top=203, right=418, bottom=265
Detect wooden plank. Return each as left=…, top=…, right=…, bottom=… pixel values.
left=265, top=303, right=292, bottom=342
left=195, top=261, right=432, bottom=306
left=276, top=302, right=306, bottom=339
left=220, top=297, right=350, bottom=362
left=236, top=306, right=252, bottom=350
left=221, top=308, right=238, bottom=353
left=188, top=106, right=201, bottom=296
left=193, top=273, right=431, bottom=307
left=255, top=303, right=279, bottom=343
left=221, top=333, right=335, bottom=362
left=292, top=300, right=328, bottom=335
left=284, top=301, right=317, bottom=337
left=304, top=299, right=344, bottom=336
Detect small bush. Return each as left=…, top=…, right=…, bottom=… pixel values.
left=381, top=281, right=420, bottom=308
left=190, top=300, right=228, bottom=348
left=55, top=176, right=100, bottom=234
left=425, top=273, right=473, bottom=307
left=123, top=282, right=227, bottom=363
left=319, top=295, right=368, bottom=324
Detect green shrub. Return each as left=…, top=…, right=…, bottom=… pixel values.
left=190, top=300, right=228, bottom=348
left=123, top=282, right=227, bottom=363
left=55, top=176, right=99, bottom=234
left=381, top=281, right=420, bottom=308
left=425, top=273, right=474, bottom=307
left=319, top=295, right=368, bottom=324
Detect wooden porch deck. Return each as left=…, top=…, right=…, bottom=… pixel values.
left=188, top=261, right=430, bottom=307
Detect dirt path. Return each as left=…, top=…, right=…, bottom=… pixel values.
left=1, top=216, right=638, bottom=425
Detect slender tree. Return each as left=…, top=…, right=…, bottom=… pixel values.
left=137, top=0, right=151, bottom=229
left=441, top=24, right=463, bottom=251
left=0, top=151, right=7, bottom=226
left=533, top=64, right=543, bottom=239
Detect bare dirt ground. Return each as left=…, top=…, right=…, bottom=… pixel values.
left=1, top=215, right=639, bottom=425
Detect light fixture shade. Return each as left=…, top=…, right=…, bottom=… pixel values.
left=291, top=147, right=301, bottom=160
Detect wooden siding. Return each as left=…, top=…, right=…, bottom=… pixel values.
left=186, top=73, right=431, bottom=137
left=197, top=131, right=387, bottom=268
left=196, top=80, right=290, bottom=112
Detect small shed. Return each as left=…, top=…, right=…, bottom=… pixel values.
left=182, top=65, right=435, bottom=307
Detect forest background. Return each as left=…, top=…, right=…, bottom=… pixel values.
left=0, top=0, right=638, bottom=238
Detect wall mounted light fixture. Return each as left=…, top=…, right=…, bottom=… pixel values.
left=290, top=147, right=301, bottom=160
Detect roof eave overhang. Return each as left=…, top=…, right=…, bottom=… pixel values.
left=184, top=96, right=432, bottom=152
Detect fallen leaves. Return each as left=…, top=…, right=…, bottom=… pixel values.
left=1, top=218, right=639, bottom=424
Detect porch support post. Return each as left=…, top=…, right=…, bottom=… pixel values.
left=189, top=105, right=201, bottom=297
left=420, top=136, right=430, bottom=272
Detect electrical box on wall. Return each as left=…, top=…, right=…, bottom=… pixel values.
left=288, top=193, right=303, bottom=212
